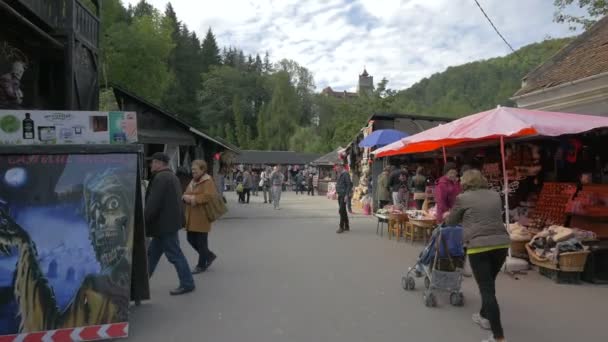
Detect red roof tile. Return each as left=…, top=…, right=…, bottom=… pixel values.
left=514, top=15, right=608, bottom=97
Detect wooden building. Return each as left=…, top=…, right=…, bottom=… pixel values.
left=1, top=0, right=100, bottom=110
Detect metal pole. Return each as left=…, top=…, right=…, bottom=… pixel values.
left=442, top=146, right=447, bottom=164
left=500, top=136, right=510, bottom=226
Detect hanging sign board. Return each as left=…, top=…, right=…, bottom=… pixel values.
left=0, top=110, right=137, bottom=145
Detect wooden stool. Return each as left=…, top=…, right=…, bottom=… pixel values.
left=407, top=220, right=435, bottom=243
left=388, top=214, right=407, bottom=241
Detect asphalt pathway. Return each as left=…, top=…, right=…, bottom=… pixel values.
left=128, top=191, right=607, bottom=342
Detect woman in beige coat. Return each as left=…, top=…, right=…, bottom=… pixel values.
left=182, top=160, right=218, bottom=274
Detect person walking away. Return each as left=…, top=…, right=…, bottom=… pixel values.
left=307, top=172, right=315, bottom=196
left=145, top=152, right=195, bottom=295
left=261, top=167, right=272, bottom=204
left=445, top=170, right=510, bottom=342
left=377, top=167, right=391, bottom=209
left=296, top=171, right=306, bottom=195
left=409, top=166, right=428, bottom=209
left=336, top=164, right=352, bottom=233
left=435, top=162, right=461, bottom=222
left=270, top=165, right=285, bottom=209
left=398, top=168, right=409, bottom=208
left=388, top=165, right=402, bottom=206
left=242, top=168, right=252, bottom=203
left=183, top=160, right=218, bottom=274
left=252, top=171, right=259, bottom=196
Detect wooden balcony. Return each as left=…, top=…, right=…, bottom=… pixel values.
left=14, top=0, right=98, bottom=47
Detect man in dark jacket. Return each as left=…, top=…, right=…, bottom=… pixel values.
left=335, top=164, right=352, bottom=234
left=145, top=152, right=195, bottom=295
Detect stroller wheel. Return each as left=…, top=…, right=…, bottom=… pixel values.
left=402, top=276, right=415, bottom=291
left=423, top=291, right=436, bottom=308
left=424, top=276, right=430, bottom=290
left=450, top=292, right=464, bottom=307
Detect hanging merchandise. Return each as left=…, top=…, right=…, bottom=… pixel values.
left=566, top=138, right=583, bottom=163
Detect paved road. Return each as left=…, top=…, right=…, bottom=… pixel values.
left=128, top=192, right=607, bottom=342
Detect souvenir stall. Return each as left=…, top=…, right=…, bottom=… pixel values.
left=312, top=148, right=343, bottom=196
left=376, top=106, right=608, bottom=284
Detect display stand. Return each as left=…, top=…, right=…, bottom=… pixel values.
left=528, top=182, right=577, bottom=231
left=0, top=145, right=149, bottom=341
left=568, top=184, right=608, bottom=239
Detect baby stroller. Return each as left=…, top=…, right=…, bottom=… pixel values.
left=401, top=225, right=465, bottom=308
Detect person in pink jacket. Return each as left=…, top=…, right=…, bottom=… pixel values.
left=435, top=162, right=461, bottom=222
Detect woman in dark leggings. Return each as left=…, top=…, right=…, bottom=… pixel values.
left=445, top=169, right=510, bottom=342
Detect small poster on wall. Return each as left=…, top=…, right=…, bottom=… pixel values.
left=0, top=152, right=137, bottom=340
left=0, top=110, right=137, bottom=145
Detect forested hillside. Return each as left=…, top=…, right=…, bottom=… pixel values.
left=99, top=1, right=572, bottom=154
left=389, top=38, right=572, bottom=117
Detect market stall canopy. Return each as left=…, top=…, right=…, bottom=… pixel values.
left=358, top=129, right=408, bottom=148
left=374, top=106, right=608, bottom=157
left=312, top=147, right=343, bottom=166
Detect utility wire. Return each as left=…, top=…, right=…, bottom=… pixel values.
left=473, top=0, right=521, bottom=58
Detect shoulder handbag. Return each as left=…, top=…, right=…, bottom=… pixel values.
left=204, top=191, right=228, bottom=223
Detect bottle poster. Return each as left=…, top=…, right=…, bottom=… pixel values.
left=0, top=152, right=137, bottom=340
left=0, top=110, right=137, bottom=145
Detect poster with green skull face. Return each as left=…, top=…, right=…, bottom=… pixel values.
left=0, top=152, right=137, bottom=339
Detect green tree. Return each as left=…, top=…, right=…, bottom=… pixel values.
left=276, top=59, right=316, bottom=125
left=161, top=3, right=202, bottom=125
left=132, top=0, right=155, bottom=18
left=388, top=38, right=572, bottom=118
left=261, top=71, right=300, bottom=150
left=224, top=123, right=236, bottom=144
left=103, top=10, right=175, bottom=103
left=201, top=28, right=222, bottom=73
left=233, top=95, right=249, bottom=148
left=554, top=0, right=608, bottom=30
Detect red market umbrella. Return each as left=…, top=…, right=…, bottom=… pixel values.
left=374, top=106, right=608, bottom=157
left=373, top=106, right=608, bottom=227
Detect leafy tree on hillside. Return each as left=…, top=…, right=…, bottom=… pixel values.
left=388, top=38, right=572, bottom=118
left=554, top=0, right=608, bottom=30
left=103, top=8, right=174, bottom=104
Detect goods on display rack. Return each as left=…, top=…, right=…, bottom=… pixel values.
left=567, top=184, right=608, bottom=239
left=527, top=182, right=577, bottom=231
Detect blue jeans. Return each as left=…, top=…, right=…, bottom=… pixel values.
left=148, top=231, right=195, bottom=290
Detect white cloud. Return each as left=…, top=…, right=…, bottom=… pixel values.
left=124, top=0, right=581, bottom=91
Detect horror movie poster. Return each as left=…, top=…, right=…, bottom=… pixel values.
left=0, top=153, right=137, bottom=335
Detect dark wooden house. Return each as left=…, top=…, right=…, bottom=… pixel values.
left=0, top=0, right=99, bottom=110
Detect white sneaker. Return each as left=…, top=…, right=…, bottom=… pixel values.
left=472, top=313, right=491, bottom=330
left=481, top=337, right=506, bottom=342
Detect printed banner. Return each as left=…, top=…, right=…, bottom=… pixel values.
left=0, top=110, right=137, bottom=145
left=0, top=153, right=137, bottom=340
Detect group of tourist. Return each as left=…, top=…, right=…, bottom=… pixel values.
left=233, top=165, right=316, bottom=209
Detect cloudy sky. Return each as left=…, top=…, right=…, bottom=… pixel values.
left=125, top=0, right=582, bottom=91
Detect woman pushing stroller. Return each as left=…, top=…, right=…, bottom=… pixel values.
left=445, top=169, right=510, bottom=342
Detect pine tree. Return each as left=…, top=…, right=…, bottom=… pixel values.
left=263, top=51, right=273, bottom=73
left=161, top=3, right=202, bottom=125
left=201, top=28, right=221, bottom=73
left=132, top=0, right=155, bottom=18
left=224, top=123, right=236, bottom=144
left=254, top=54, right=263, bottom=74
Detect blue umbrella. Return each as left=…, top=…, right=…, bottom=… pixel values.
left=358, top=129, right=408, bottom=148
